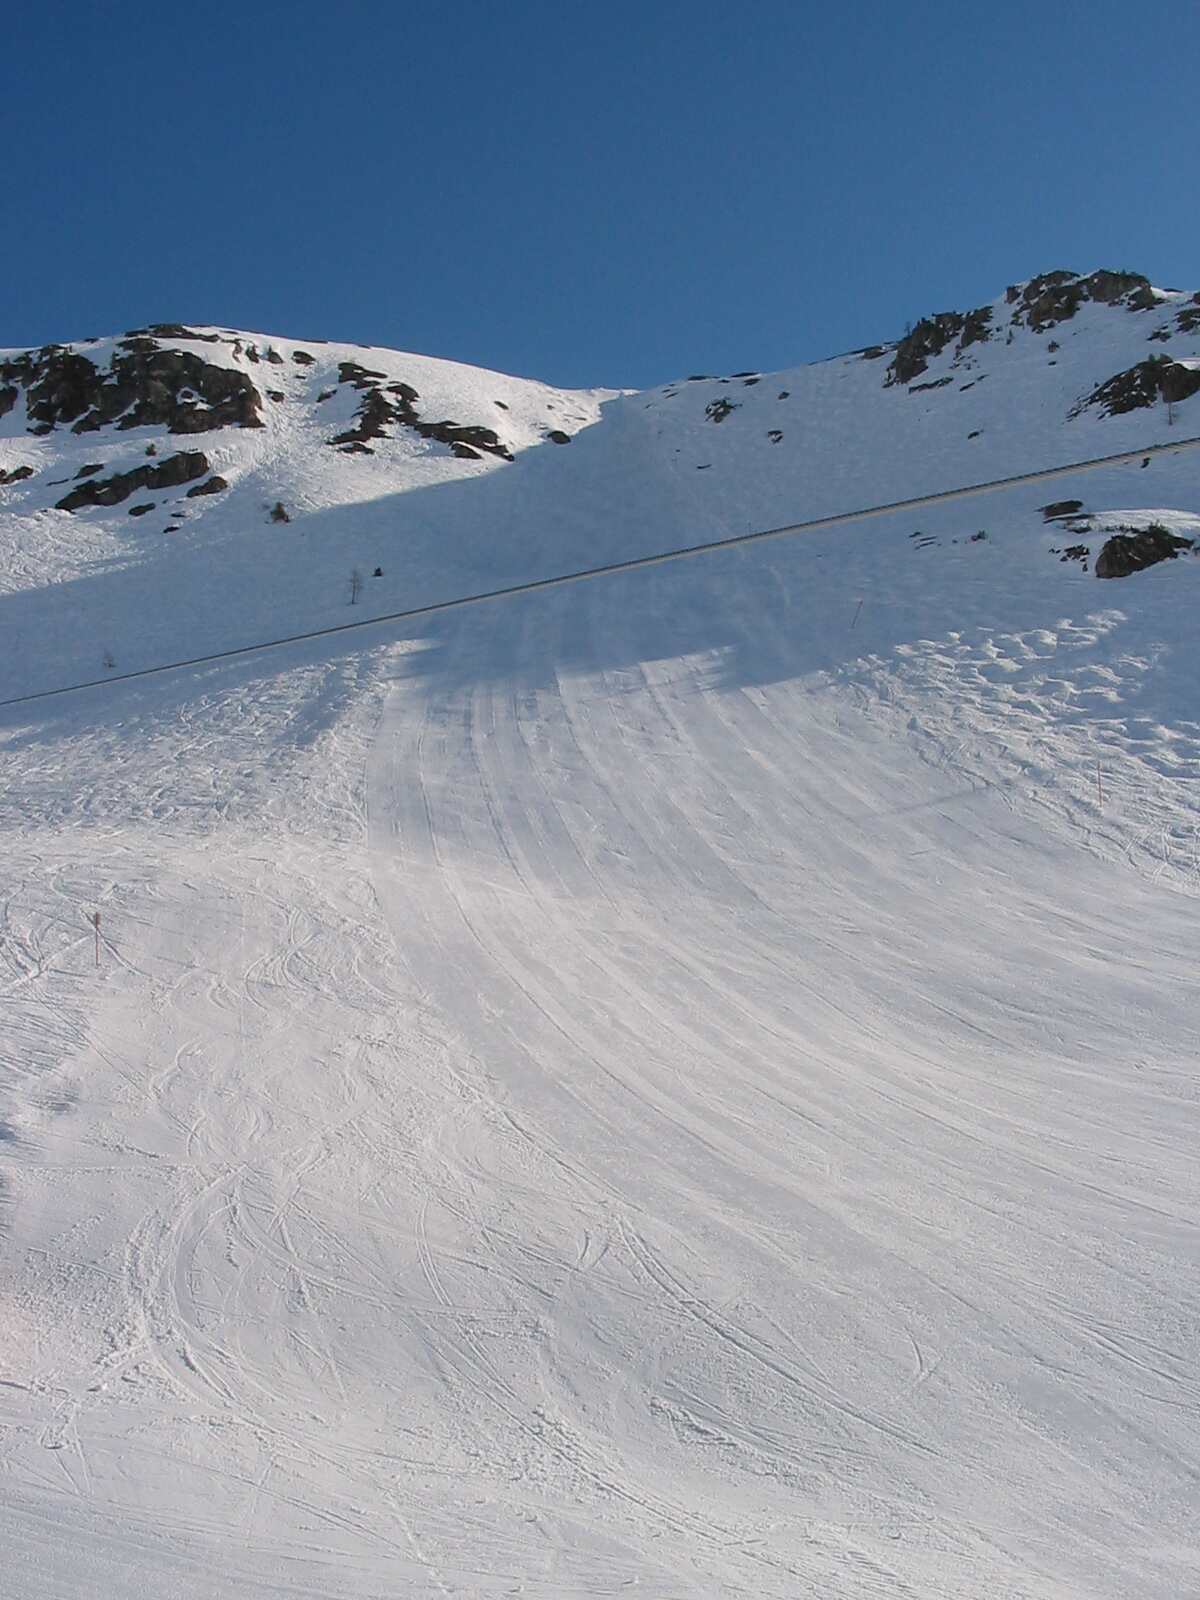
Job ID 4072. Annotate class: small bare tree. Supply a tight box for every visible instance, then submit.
[349,568,363,605]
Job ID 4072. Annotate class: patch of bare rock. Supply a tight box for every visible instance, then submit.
[328,362,513,461]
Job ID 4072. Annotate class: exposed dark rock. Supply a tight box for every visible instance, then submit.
[128,502,154,516]
[1177,297,1200,334]
[0,384,18,416]
[1007,268,1156,332]
[731,370,758,378]
[0,342,264,436]
[338,362,388,387]
[269,502,290,522]
[266,348,284,365]
[1042,499,1084,520]
[494,399,509,410]
[967,429,981,438]
[1096,523,1192,579]
[885,311,976,386]
[185,475,229,497]
[705,397,737,423]
[373,567,383,577]
[742,377,761,386]
[777,390,790,399]
[292,350,315,365]
[145,443,157,455]
[1071,356,1200,418]
[1148,328,1172,342]
[245,345,260,364]
[767,429,783,443]
[329,366,512,459]
[428,424,512,457]
[339,442,373,455]
[910,375,953,393]
[859,346,886,360]
[0,464,34,484]
[143,323,220,343]
[331,387,395,446]
[960,305,993,349]
[267,390,285,402]
[546,429,571,444]
[316,389,335,403]
[76,462,104,477]
[687,375,713,382]
[55,450,210,511]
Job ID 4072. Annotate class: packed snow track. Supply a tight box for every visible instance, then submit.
[5,489,1197,1598]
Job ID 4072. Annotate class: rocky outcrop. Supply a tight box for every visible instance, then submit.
[132,323,221,343]
[1006,269,1157,332]
[0,464,34,485]
[1095,524,1193,579]
[705,397,738,422]
[55,450,210,511]
[328,364,512,460]
[1071,357,1200,418]
[0,338,263,436]
[884,270,1163,390]
[885,307,993,387]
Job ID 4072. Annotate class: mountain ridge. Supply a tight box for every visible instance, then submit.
[4,267,1200,1600]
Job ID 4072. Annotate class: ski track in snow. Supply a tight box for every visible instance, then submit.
[2,323,1200,1590]
[3,540,1200,1594]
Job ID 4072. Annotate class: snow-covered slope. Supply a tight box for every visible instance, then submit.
[2,268,1198,701]
[2,272,1200,1598]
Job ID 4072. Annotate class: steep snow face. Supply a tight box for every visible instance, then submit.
[2,276,1200,1600]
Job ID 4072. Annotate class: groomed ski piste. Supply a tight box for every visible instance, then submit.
[2,275,1199,1597]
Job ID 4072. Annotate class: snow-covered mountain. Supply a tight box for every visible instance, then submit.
[2,267,1198,700]
[3,272,1199,1599]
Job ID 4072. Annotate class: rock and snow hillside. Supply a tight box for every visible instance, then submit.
[2,267,1199,699]
[2,271,1200,1598]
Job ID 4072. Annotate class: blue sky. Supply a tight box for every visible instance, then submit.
[10,0,1197,387]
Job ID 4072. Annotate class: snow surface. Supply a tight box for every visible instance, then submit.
[2,285,1200,1597]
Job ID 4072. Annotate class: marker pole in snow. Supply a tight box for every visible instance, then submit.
[851,597,864,630]
[92,911,101,968]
